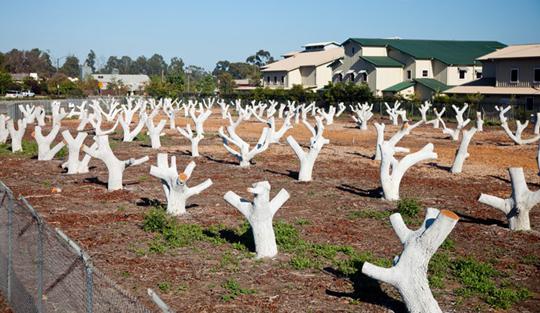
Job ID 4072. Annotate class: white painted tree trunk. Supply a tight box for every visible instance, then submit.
[287,117,329,182]
[7,119,27,152]
[33,125,65,160]
[177,124,204,157]
[317,105,336,125]
[535,112,540,135]
[119,114,146,142]
[0,115,10,144]
[190,108,212,135]
[496,105,540,145]
[374,122,418,160]
[51,101,68,127]
[83,135,149,191]
[224,181,289,258]
[19,105,36,124]
[35,106,46,126]
[426,107,446,129]
[362,208,459,313]
[478,167,539,230]
[450,127,477,173]
[62,130,91,174]
[150,153,213,215]
[380,142,437,201]
[351,103,373,130]
[476,111,484,132]
[419,102,432,122]
[146,118,166,149]
[218,125,270,168]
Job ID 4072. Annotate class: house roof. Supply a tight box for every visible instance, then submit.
[261,47,343,72]
[477,44,540,60]
[345,38,506,65]
[360,56,404,67]
[383,78,450,93]
[303,42,339,48]
[382,81,415,92]
[414,78,450,92]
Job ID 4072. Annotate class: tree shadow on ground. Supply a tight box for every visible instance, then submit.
[337,184,382,199]
[324,266,407,313]
[455,210,506,228]
[429,162,451,172]
[204,225,256,253]
[136,197,198,209]
[265,169,299,180]
[345,151,373,159]
[204,154,238,166]
[83,176,108,187]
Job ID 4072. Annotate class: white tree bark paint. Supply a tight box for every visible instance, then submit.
[35,106,46,126]
[189,107,212,135]
[476,111,484,132]
[426,107,446,129]
[478,167,539,231]
[380,141,437,201]
[362,208,459,313]
[336,102,346,117]
[145,117,167,149]
[19,105,36,124]
[33,125,65,160]
[351,103,373,130]
[224,181,289,258]
[218,100,230,119]
[51,101,68,127]
[287,117,329,181]
[219,125,271,167]
[89,114,119,136]
[150,153,213,216]
[7,119,27,152]
[0,114,10,144]
[373,122,422,160]
[418,102,432,122]
[385,101,407,125]
[442,119,470,141]
[119,114,147,142]
[317,105,337,125]
[535,112,540,135]
[61,130,93,174]
[252,111,293,144]
[450,127,477,174]
[177,124,204,157]
[496,105,540,145]
[83,135,149,191]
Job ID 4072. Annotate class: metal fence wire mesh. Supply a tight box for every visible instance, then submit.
[0,181,152,313]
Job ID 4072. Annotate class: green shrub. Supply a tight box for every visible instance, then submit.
[396,198,421,218]
[221,279,255,302]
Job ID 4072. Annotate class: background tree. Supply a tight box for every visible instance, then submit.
[217,72,236,94]
[146,54,167,76]
[59,56,80,77]
[3,48,55,76]
[22,77,41,94]
[134,56,148,74]
[196,74,216,94]
[85,50,96,72]
[246,50,274,67]
[102,56,120,74]
[0,71,13,94]
[118,56,134,74]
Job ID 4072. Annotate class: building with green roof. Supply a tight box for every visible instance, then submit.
[330,37,506,101]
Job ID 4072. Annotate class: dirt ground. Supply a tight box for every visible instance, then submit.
[0,110,539,313]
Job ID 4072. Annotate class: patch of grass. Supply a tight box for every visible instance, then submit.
[142,207,226,253]
[157,281,171,293]
[220,251,240,271]
[120,271,130,278]
[0,140,39,158]
[396,198,421,218]
[221,278,255,302]
[521,254,539,266]
[56,146,68,158]
[295,218,311,226]
[116,206,126,212]
[453,257,531,309]
[138,175,149,182]
[134,133,149,143]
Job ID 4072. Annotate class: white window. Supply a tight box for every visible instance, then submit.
[281,76,284,84]
[476,71,482,79]
[273,76,277,84]
[350,73,355,82]
[459,70,466,79]
[407,70,412,80]
[510,68,519,82]
[266,76,270,84]
[361,72,367,82]
[422,70,428,77]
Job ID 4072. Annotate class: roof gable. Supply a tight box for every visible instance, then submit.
[345,38,506,65]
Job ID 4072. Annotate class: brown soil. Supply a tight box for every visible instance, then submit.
[0,112,539,312]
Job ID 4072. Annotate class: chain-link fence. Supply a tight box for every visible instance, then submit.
[0,180,158,313]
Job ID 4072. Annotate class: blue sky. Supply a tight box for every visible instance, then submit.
[1,0,539,71]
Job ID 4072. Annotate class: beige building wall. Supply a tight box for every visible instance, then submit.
[375,67,404,96]
[446,65,478,86]
[415,60,433,78]
[315,62,334,89]
[262,71,287,89]
[493,58,540,85]
[397,86,415,97]
[287,69,301,88]
[415,84,435,101]
[361,46,387,56]
[432,60,448,84]
[300,66,316,87]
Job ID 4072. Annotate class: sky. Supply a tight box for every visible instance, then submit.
[1,0,539,71]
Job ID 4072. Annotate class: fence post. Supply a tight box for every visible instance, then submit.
[20,196,44,313]
[84,261,93,313]
[6,194,12,303]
